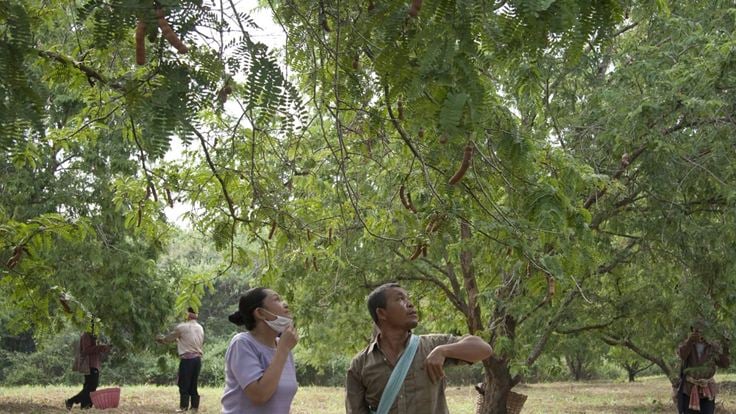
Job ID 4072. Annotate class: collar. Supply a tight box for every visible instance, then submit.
[367,330,413,353]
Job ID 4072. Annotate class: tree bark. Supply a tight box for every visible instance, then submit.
[477,357,514,414]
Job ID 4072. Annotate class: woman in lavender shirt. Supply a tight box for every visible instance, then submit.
[221,288,299,414]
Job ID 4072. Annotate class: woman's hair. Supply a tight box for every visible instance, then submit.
[228,287,268,330]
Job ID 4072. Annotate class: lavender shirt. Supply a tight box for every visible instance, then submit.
[221,332,298,414]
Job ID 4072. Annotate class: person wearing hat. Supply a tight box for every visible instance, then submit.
[220,287,298,414]
[157,307,205,412]
[675,319,730,414]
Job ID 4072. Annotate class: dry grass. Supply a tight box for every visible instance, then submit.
[3,375,736,413]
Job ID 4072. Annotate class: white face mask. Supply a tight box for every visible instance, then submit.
[261,309,293,333]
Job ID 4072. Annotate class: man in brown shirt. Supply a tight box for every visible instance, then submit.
[346,283,492,414]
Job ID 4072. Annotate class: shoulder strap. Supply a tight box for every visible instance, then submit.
[375,334,420,414]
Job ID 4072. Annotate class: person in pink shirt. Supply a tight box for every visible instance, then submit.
[65,329,111,410]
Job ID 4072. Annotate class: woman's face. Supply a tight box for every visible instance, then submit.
[260,289,291,320]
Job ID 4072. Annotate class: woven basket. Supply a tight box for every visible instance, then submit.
[474,389,527,414]
[90,387,121,409]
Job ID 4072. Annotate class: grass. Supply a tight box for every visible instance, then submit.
[3,375,736,413]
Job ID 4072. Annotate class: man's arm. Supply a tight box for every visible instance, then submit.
[435,335,492,363]
[157,325,181,344]
[677,336,694,360]
[424,335,492,383]
[345,359,370,414]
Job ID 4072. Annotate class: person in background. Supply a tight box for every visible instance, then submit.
[221,287,298,414]
[157,307,205,412]
[66,328,111,410]
[676,319,730,414]
[346,282,493,414]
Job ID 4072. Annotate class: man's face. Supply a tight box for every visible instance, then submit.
[378,287,418,330]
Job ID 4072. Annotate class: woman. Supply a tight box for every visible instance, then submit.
[66,329,111,410]
[221,287,299,414]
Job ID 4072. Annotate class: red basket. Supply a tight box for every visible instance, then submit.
[90,387,121,409]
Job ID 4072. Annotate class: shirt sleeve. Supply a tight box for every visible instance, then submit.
[345,356,370,414]
[161,324,183,343]
[228,337,267,390]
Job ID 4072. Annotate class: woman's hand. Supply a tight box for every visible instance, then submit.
[278,325,299,351]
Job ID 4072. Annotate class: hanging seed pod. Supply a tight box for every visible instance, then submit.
[156,7,188,53]
[409,243,423,260]
[268,221,277,240]
[135,19,146,65]
[408,0,423,17]
[399,185,417,213]
[448,145,473,185]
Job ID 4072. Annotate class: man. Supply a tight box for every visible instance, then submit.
[346,283,492,414]
[66,329,110,410]
[157,307,205,412]
[676,320,730,414]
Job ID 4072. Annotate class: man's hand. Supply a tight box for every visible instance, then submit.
[423,346,447,384]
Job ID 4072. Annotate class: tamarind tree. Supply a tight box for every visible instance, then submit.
[4,1,736,414]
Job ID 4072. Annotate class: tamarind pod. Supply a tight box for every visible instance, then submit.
[135,19,146,65]
[307,229,311,241]
[425,215,441,234]
[409,244,423,261]
[137,206,142,227]
[156,8,189,54]
[59,296,72,313]
[547,275,556,298]
[408,0,422,17]
[399,185,417,213]
[352,56,360,70]
[418,128,424,139]
[448,145,473,185]
[397,100,404,120]
[217,84,232,105]
[305,257,310,270]
[268,221,277,240]
[165,188,174,208]
[328,227,333,244]
[312,255,318,271]
[406,191,417,213]
[145,185,151,200]
[5,246,22,269]
[149,183,158,202]
[421,245,427,257]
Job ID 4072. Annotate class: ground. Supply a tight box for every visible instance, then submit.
[2,375,736,413]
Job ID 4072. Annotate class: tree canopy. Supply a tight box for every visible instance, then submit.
[3,0,736,412]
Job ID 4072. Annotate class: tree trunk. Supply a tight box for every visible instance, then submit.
[477,357,514,414]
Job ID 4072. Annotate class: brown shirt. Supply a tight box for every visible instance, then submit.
[80,333,109,370]
[346,333,465,414]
